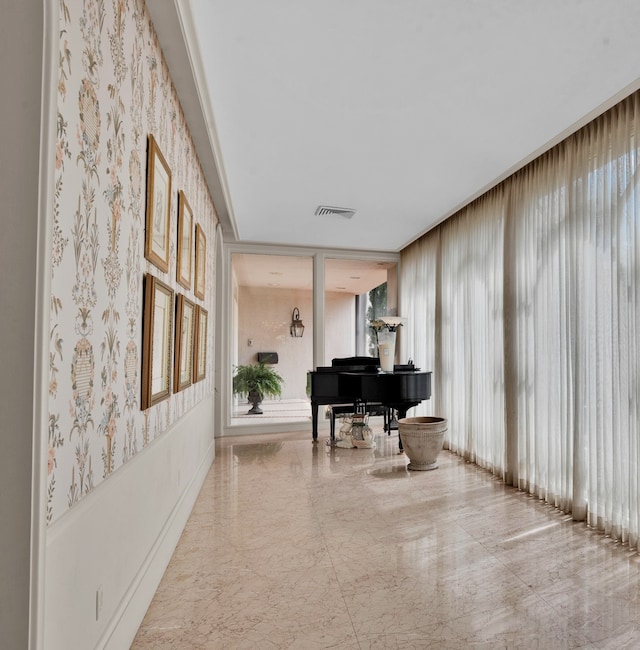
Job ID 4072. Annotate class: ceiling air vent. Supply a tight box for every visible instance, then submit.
[315,205,357,219]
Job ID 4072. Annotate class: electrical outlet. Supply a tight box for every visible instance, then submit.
[96,586,103,621]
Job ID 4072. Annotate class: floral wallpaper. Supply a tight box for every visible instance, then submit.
[49,0,217,524]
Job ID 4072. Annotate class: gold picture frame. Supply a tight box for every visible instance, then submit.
[193,306,208,383]
[174,294,195,393]
[141,274,174,409]
[144,135,172,272]
[194,223,206,300]
[176,190,193,289]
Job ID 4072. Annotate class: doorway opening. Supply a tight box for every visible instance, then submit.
[228,251,398,429]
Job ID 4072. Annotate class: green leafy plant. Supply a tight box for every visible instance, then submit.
[232,362,284,400]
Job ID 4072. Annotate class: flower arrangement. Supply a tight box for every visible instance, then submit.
[370,317,404,371]
[369,316,404,333]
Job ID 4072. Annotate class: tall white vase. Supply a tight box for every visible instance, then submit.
[377,330,396,372]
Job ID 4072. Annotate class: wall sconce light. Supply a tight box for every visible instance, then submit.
[290,307,305,337]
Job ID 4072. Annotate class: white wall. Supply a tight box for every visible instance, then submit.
[44,396,214,650]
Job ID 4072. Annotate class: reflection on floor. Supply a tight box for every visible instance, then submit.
[132,425,640,648]
[231,397,312,425]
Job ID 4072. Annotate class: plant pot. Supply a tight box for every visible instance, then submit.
[398,416,447,470]
[247,389,263,414]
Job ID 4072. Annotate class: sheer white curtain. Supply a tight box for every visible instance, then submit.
[404,190,506,474]
[506,151,575,511]
[400,91,640,549]
[567,100,640,545]
[438,191,506,474]
[399,232,438,417]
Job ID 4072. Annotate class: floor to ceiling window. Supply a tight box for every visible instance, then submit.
[400,89,640,550]
[323,258,397,365]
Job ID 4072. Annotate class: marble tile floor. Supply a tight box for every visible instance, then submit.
[132,427,640,649]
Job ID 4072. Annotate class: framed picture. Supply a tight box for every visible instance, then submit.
[194,223,206,300]
[144,135,172,272]
[141,274,174,409]
[176,190,193,289]
[193,306,208,383]
[174,294,195,393]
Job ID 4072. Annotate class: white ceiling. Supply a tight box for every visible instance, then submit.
[151,1,640,253]
[232,253,394,294]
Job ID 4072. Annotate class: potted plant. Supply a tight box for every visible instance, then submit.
[232,362,284,414]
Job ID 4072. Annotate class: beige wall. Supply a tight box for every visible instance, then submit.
[324,292,357,364]
[237,287,313,400]
[236,287,356,399]
[1,4,47,647]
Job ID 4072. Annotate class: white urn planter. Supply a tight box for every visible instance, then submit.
[398,416,448,470]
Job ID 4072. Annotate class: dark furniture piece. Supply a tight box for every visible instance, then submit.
[309,356,432,450]
[257,352,278,364]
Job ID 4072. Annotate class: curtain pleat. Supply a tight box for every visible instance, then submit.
[399,232,438,416]
[400,90,640,550]
[429,190,506,475]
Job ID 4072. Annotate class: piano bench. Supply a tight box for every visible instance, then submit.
[329,403,391,440]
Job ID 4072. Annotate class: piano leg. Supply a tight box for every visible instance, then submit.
[396,407,408,452]
[311,402,319,442]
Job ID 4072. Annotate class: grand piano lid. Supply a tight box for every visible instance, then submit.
[331,356,380,366]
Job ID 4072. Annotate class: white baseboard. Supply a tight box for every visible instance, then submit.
[100,438,214,649]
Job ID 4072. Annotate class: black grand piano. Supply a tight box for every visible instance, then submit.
[309,356,432,449]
